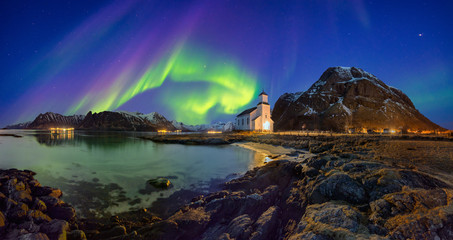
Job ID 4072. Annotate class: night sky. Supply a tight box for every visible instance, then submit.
[1,0,452,128]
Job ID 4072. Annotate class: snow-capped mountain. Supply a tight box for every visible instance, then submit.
[6,110,233,132]
[4,121,32,129]
[25,112,84,129]
[272,67,445,132]
[78,111,176,131]
[171,120,234,132]
[116,111,176,130]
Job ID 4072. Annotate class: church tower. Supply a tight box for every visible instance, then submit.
[257,90,272,131]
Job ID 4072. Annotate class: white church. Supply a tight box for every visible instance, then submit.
[235,91,274,131]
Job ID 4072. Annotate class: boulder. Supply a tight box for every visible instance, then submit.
[147,178,171,189]
[39,196,61,208]
[40,219,69,240]
[250,206,281,240]
[291,202,371,239]
[17,233,50,240]
[225,214,252,239]
[66,230,87,240]
[11,190,33,204]
[48,206,76,221]
[95,225,126,239]
[28,210,52,223]
[309,173,367,204]
[8,202,29,222]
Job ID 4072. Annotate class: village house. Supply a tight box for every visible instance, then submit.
[235,91,274,131]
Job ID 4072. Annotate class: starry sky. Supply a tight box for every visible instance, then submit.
[1,0,452,128]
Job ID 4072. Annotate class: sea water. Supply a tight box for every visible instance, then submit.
[0,130,261,217]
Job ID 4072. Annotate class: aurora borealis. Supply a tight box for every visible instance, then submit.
[1,0,453,128]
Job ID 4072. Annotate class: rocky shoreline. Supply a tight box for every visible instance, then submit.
[0,169,81,239]
[2,134,453,239]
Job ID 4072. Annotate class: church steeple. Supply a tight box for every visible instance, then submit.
[258,90,268,104]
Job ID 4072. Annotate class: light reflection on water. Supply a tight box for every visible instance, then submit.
[0,130,262,217]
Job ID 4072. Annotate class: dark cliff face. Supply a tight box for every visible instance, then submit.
[78,111,158,131]
[272,67,444,132]
[27,112,84,129]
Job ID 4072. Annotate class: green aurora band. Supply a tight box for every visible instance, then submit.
[68,42,259,124]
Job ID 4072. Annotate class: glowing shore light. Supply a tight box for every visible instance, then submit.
[207,131,222,134]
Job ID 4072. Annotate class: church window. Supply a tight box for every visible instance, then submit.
[242,119,244,125]
[247,118,249,125]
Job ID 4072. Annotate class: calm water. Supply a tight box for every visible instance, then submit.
[0,130,261,217]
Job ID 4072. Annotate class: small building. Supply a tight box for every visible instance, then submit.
[235,91,274,131]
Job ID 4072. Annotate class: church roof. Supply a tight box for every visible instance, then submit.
[236,107,257,117]
[259,90,268,96]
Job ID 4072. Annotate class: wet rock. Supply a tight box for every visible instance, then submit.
[47,206,76,222]
[147,178,171,189]
[11,190,33,204]
[28,210,52,223]
[142,220,179,239]
[8,178,26,192]
[40,219,69,240]
[28,179,41,188]
[33,187,62,198]
[17,232,50,240]
[32,199,47,212]
[67,230,87,240]
[95,225,126,239]
[8,202,29,222]
[309,172,367,204]
[18,220,40,233]
[39,196,60,207]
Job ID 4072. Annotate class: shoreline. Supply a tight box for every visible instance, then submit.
[232,141,316,163]
[1,133,453,239]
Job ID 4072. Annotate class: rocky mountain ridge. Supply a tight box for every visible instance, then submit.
[5,111,233,132]
[171,120,234,132]
[26,112,84,129]
[272,67,444,132]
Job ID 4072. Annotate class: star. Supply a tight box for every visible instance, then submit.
[418,33,423,37]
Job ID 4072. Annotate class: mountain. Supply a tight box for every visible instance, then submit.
[272,67,445,132]
[26,112,84,129]
[5,111,178,131]
[118,111,176,131]
[4,121,32,129]
[78,111,176,131]
[171,120,234,132]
